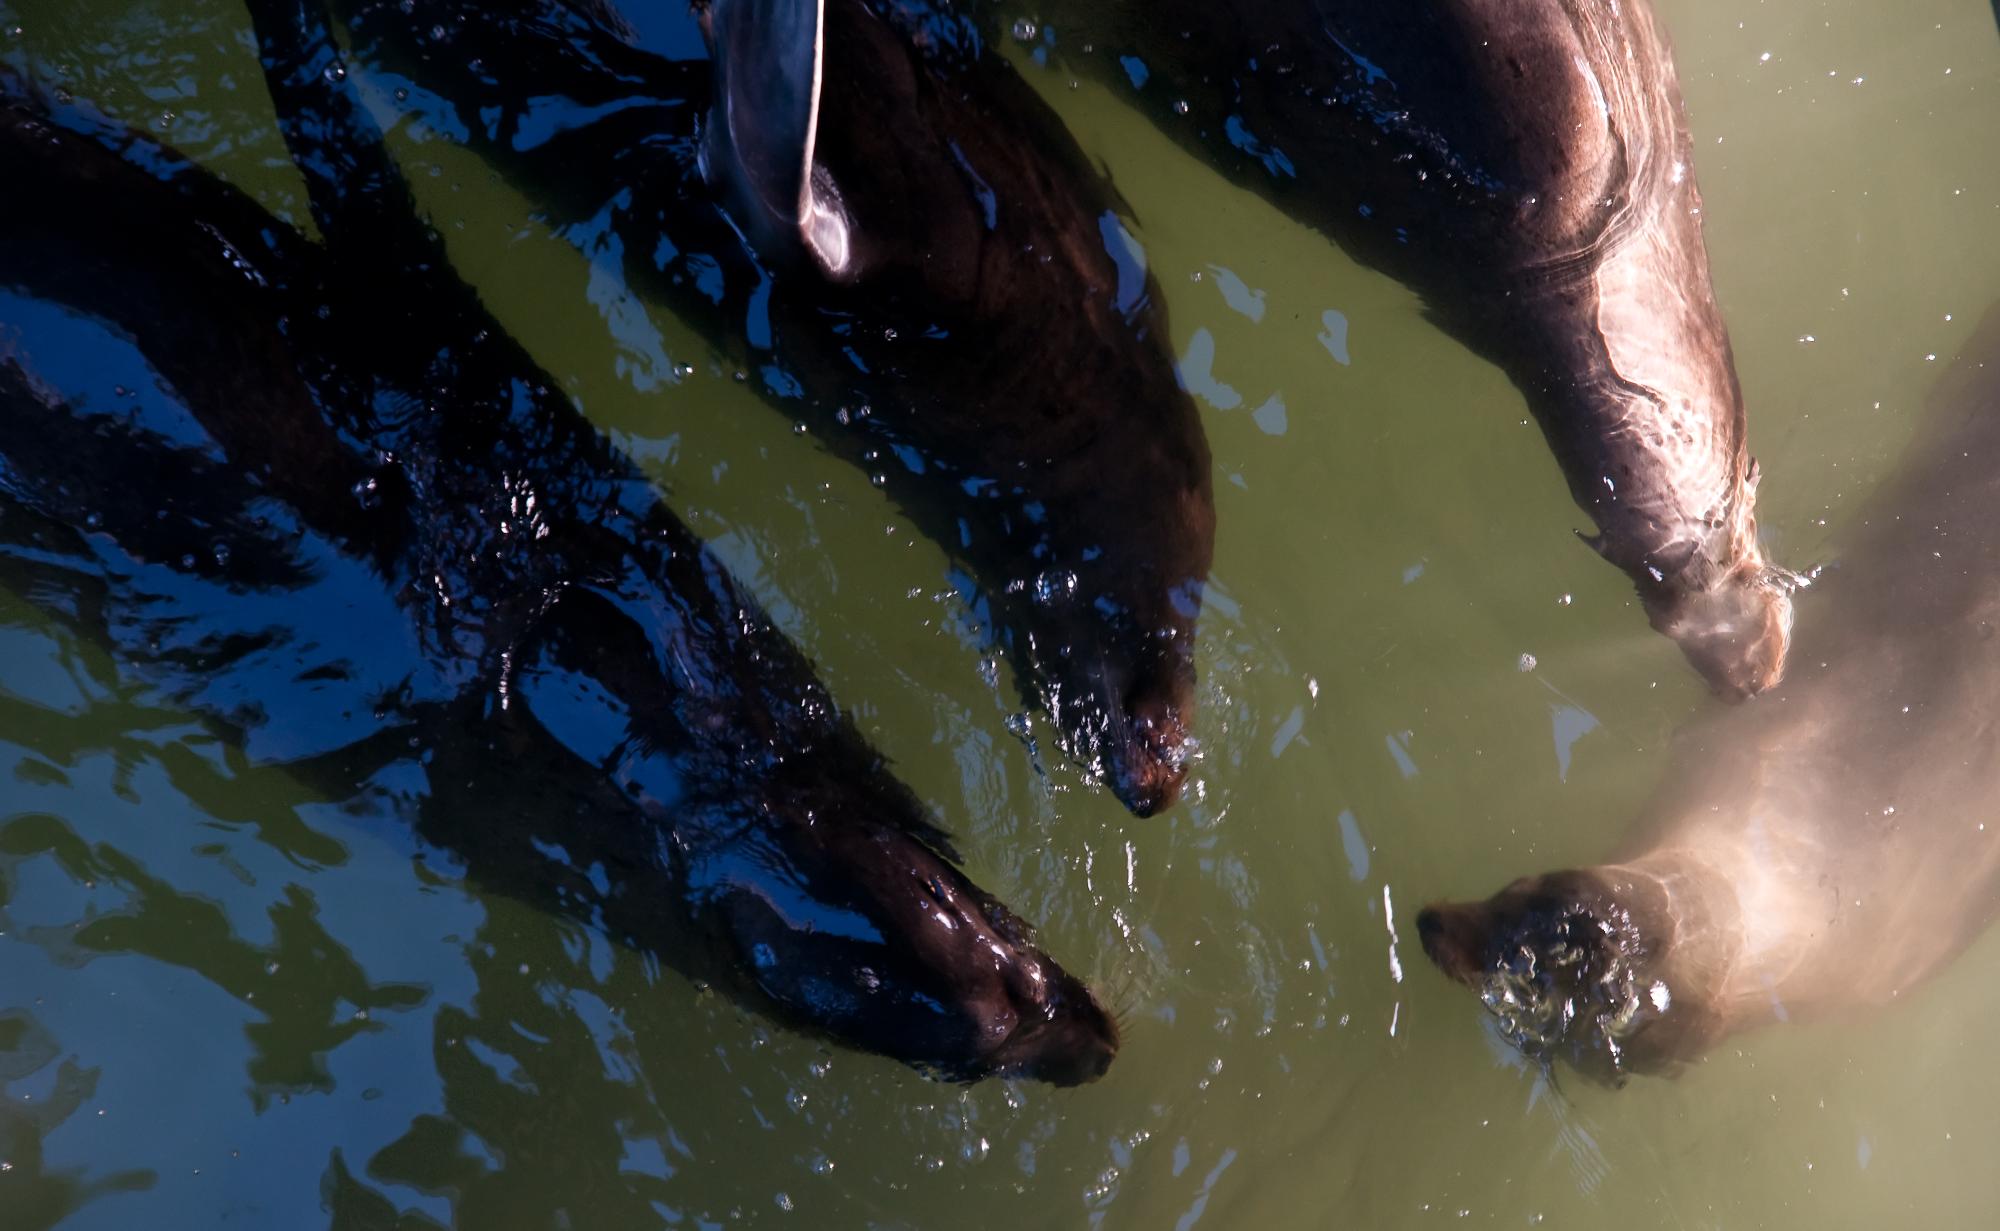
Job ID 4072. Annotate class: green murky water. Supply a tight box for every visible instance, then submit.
[2,0,1998,1226]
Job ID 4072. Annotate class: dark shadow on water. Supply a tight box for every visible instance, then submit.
[0,1008,156,1230]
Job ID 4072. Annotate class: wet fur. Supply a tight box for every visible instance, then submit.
[989,0,1789,697]
[321,0,1216,814]
[0,11,1116,1084]
[1421,304,2000,1080]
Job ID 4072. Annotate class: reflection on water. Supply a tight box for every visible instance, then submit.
[0,1009,156,1228]
[0,0,1997,1226]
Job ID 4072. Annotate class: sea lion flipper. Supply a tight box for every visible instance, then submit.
[701,0,851,275]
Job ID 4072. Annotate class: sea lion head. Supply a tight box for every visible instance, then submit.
[1417,868,1687,1081]
[1647,557,1798,701]
[698,792,1119,1085]
[1086,638,1197,819]
[1633,455,1806,700]
[1111,667,1195,819]
[1020,599,1202,819]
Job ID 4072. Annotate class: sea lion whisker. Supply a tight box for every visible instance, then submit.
[1757,560,1818,597]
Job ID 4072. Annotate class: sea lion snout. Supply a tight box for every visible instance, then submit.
[698,811,1119,1084]
[1652,564,1797,700]
[1415,903,1490,985]
[1036,640,1197,817]
[981,970,1121,1086]
[1111,685,1193,818]
[1419,871,1676,1079]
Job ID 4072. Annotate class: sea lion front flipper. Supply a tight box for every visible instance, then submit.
[700,0,852,276]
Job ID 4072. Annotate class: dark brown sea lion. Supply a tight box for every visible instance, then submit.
[988,0,1796,698]
[1418,304,2000,1081]
[320,0,1215,816]
[0,1,1115,1084]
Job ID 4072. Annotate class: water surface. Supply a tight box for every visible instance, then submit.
[2,0,1998,1226]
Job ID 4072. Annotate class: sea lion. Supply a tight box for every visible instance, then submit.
[986,0,1795,698]
[1418,303,2000,1082]
[320,0,1216,816]
[0,6,1115,1084]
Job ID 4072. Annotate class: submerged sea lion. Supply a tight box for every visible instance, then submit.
[0,4,1115,1084]
[321,0,1215,816]
[1418,305,2000,1081]
[990,0,1795,697]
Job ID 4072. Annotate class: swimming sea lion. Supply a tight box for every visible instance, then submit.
[1418,304,2000,1081]
[0,6,1116,1084]
[990,0,1795,698]
[322,0,1216,816]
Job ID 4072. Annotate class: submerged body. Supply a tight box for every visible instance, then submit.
[1004,0,1792,696]
[0,5,1115,1084]
[1420,305,2000,1080]
[323,0,1215,815]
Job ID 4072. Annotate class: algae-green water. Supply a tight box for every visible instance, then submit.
[2,0,1998,1226]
